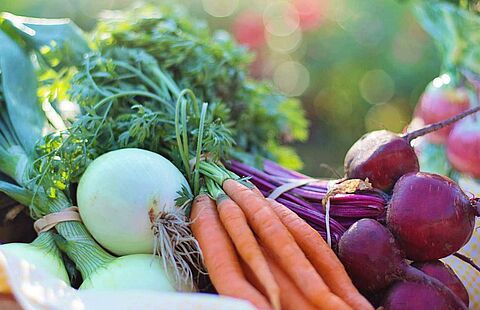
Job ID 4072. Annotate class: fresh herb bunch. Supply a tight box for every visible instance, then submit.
[31,4,309,196]
[94,5,308,168]
[32,46,234,197]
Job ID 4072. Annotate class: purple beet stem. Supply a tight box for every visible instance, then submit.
[227,159,388,244]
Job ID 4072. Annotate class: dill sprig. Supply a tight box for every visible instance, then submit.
[32,47,234,198]
[95,4,308,168]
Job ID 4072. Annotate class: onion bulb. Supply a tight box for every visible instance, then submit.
[77,148,201,290]
[0,233,69,287]
[80,254,175,291]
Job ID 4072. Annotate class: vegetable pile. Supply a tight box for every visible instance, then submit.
[406,3,480,307]
[0,2,478,310]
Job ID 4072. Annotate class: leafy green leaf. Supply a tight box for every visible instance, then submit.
[417,141,452,175]
[0,178,33,207]
[415,2,480,75]
[0,13,90,68]
[0,30,45,155]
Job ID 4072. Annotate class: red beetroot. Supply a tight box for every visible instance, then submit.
[383,281,460,310]
[412,260,469,307]
[344,130,419,192]
[446,115,480,178]
[344,106,480,192]
[338,219,404,292]
[415,76,470,144]
[337,219,467,309]
[387,172,476,261]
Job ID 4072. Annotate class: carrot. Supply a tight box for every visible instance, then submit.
[216,195,281,310]
[223,179,352,310]
[190,195,272,310]
[268,198,374,310]
[242,254,317,310]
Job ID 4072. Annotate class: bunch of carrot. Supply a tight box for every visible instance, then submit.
[190,179,373,310]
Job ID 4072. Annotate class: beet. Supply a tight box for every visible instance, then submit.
[446,115,480,178]
[387,172,476,261]
[338,219,467,309]
[344,105,480,192]
[383,281,460,310]
[338,218,404,292]
[344,130,419,192]
[415,77,470,144]
[412,260,469,307]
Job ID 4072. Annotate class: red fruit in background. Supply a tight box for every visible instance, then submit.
[446,115,480,178]
[232,11,265,49]
[415,75,470,144]
[291,0,326,30]
[412,260,469,307]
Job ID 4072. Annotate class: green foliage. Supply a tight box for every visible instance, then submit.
[32,47,235,197]
[415,1,480,75]
[417,141,452,175]
[0,30,46,156]
[28,4,311,197]
[94,5,250,106]
[0,13,90,69]
[93,5,309,167]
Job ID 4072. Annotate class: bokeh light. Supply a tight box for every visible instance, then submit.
[359,69,395,105]
[266,27,302,53]
[291,0,326,30]
[232,11,265,49]
[263,1,299,36]
[273,60,310,96]
[365,101,410,133]
[202,0,238,17]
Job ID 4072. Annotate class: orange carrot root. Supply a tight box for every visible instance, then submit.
[217,195,281,310]
[223,180,352,310]
[268,198,374,310]
[242,252,318,310]
[190,195,272,310]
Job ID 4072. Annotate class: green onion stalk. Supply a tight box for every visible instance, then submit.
[0,98,120,287]
[0,31,71,283]
[0,107,69,283]
[0,29,119,287]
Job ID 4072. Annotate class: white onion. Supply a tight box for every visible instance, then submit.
[77,148,189,255]
[77,148,200,290]
[0,243,70,285]
[80,254,175,291]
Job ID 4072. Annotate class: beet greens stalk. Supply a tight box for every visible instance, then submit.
[226,159,388,243]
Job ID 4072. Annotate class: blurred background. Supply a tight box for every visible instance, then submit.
[0,0,441,176]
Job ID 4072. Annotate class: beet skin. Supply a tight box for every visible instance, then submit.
[383,281,459,310]
[413,260,469,307]
[338,219,468,310]
[344,130,419,192]
[387,172,476,261]
[338,218,406,292]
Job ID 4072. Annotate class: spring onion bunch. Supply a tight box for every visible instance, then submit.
[0,29,71,283]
